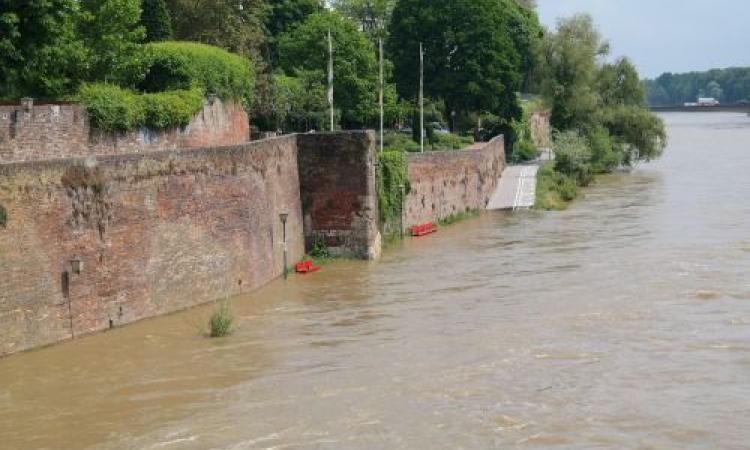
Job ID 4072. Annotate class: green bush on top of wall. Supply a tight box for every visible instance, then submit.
[79,83,203,132]
[79,42,254,132]
[140,42,255,110]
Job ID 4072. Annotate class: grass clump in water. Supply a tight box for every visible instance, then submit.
[535,162,578,211]
[438,208,480,226]
[209,301,234,338]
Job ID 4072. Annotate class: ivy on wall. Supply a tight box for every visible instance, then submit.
[377,150,411,228]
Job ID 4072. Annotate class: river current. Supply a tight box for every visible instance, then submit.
[2,112,750,449]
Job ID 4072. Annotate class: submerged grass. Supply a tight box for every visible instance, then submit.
[535,163,578,211]
[438,209,481,226]
[209,301,234,338]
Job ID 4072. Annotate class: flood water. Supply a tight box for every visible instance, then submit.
[2,112,750,449]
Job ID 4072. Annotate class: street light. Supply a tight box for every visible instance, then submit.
[280,210,289,280]
[399,184,406,237]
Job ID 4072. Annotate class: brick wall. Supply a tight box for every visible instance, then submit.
[0,98,249,164]
[404,135,505,228]
[0,136,304,355]
[297,132,381,260]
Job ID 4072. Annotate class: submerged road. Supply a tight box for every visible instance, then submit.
[487,164,539,210]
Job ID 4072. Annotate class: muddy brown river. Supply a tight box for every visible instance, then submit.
[2,112,750,449]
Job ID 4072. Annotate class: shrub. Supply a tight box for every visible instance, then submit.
[80,83,203,131]
[383,132,421,153]
[432,132,474,151]
[142,88,204,129]
[587,125,625,173]
[553,130,594,186]
[209,301,234,338]
[79,84,146,132]
[140,42,255,109]
[378,150,411,226]
[512,139,538,163]
[601,105,666,164]
[309,239,331,259]
[535,163,578,210]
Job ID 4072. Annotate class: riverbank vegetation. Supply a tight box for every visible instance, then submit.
[534,15,666,210]
[1,1,663,212]
[646,67,750,106]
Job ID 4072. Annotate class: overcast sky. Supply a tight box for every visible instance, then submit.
[536,0,750,79]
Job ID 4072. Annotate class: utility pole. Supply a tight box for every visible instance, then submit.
[419,42,424,153]
[328,30,334,132]
[379,38,384,153]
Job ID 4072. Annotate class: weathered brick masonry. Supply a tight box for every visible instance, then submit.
[0,126,507,355]
[0,98,249,164]
[0,137,305,355]
[405,135,505,228]
[297,132,381,260]
[0,132,382,356]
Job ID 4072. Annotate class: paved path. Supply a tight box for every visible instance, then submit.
[487,164,539,210]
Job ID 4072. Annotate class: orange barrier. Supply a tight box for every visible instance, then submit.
[411,222,438,237]
[295,260,321,274]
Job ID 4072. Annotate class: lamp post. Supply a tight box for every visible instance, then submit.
[280,210,289,280]
[399,184,406,237]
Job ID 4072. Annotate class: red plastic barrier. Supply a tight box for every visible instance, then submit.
[410,222,438,237]
[295,260,321,274]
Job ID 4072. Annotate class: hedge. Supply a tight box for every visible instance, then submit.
[140,42,255,110]
[79,83,203,132]
[79,41,254,132]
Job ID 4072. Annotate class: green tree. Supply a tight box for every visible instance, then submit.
[266,0,322,38]
[706,80,723,100]
[264,0,323,70]
[166,0,268,64]
[597,57,646,107]
[141,0,173,42]
[278,11,377,128]
[388,0,533,128]
[646,67,750,106]
[79,0,145,84]
[0,0,88,98]
[536,14,609,131]
[330,0,397,38]
[602,105,666,164]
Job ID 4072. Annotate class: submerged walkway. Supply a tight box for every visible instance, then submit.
[487,164,539,210]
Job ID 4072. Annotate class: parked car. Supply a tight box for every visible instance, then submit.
[429,122,450,134]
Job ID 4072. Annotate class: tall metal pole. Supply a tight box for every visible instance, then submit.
[419,42,424,153]
[283,223,288,280]
[280,211,289,280]
[328,30,335,132]
[379,38,384,153]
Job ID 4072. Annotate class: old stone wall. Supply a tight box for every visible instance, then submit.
[0,136,304,355]
[297,132,381,260]
[530,111,552,149]
[404,135,505,228]
[0,98,249,164]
